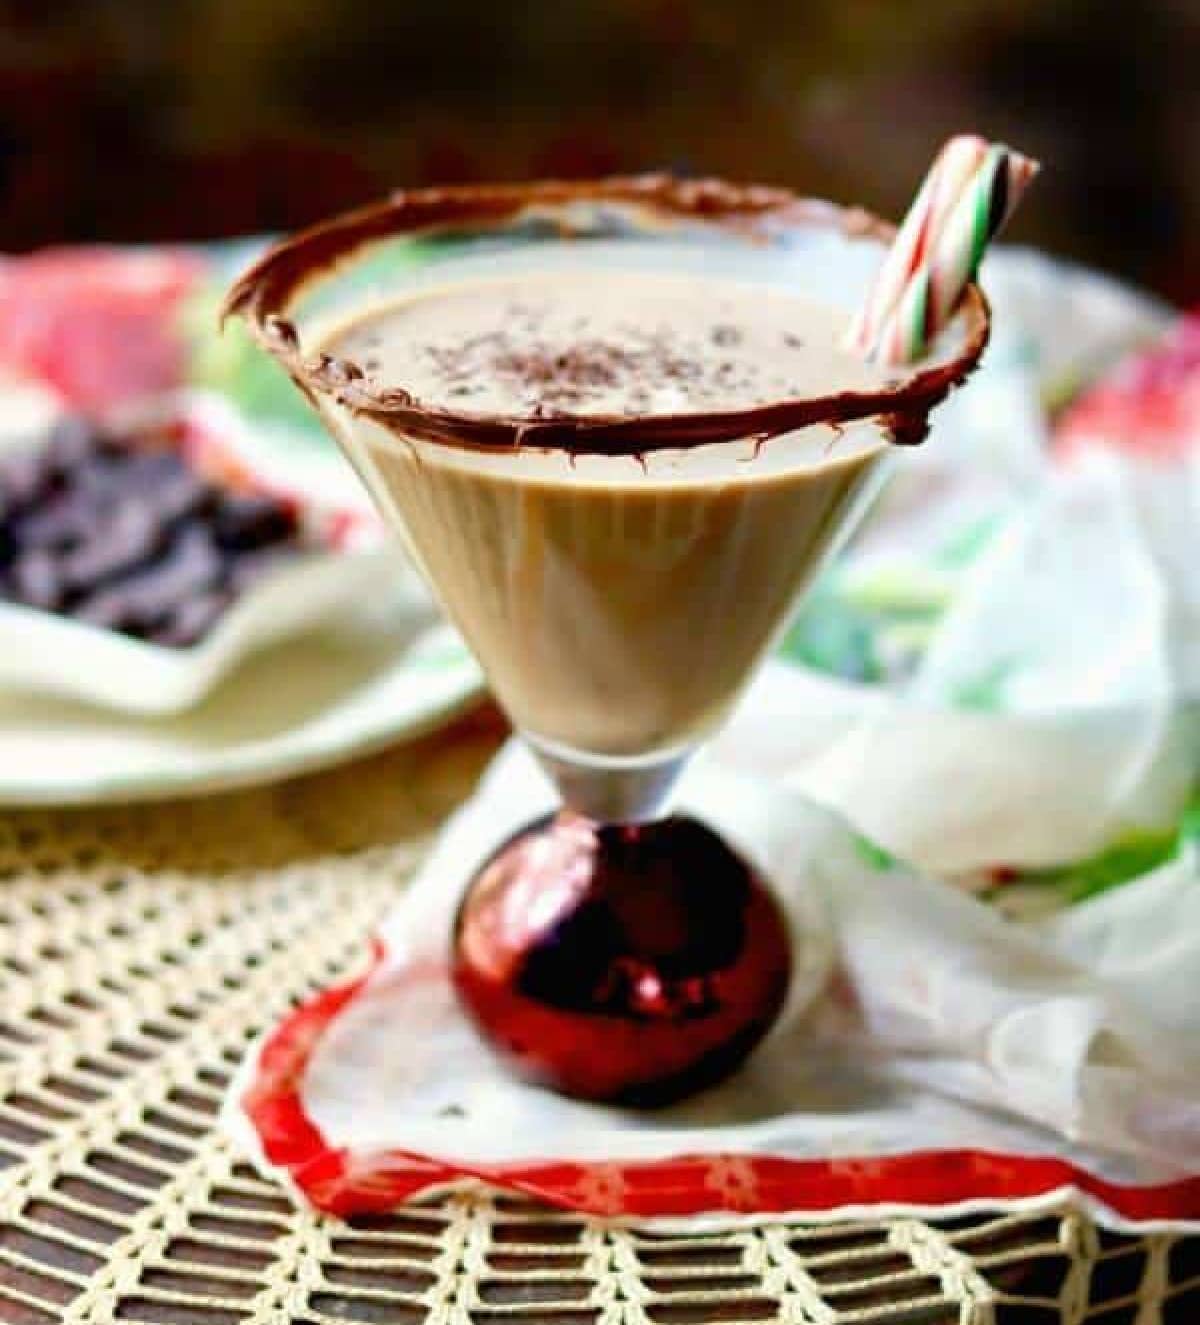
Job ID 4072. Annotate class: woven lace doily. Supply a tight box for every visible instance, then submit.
[0,709,1195,1325]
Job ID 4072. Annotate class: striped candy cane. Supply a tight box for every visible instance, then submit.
[844,134,990,355]
[850,137,1040,364]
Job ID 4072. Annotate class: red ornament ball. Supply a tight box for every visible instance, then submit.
[452,812,793,1106]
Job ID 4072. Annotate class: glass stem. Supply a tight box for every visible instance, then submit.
[525,736,694,824]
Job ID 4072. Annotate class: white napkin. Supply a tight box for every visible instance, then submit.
[228,690,1199,1228]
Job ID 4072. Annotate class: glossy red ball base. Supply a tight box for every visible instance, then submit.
[452,812,793,1106]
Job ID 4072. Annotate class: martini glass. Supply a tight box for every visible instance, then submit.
[226,178,989,1106]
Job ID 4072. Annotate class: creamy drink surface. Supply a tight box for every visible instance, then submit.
[319,270,890,757]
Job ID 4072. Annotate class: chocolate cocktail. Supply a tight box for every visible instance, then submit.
[225,176,991,1104]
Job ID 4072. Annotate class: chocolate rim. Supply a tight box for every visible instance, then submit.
[222,174,991,456]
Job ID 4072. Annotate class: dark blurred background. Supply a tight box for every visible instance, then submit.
[0,0,1196,301]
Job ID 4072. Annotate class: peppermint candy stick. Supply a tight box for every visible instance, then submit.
[845,133,989,355]
[852,137,1040,365]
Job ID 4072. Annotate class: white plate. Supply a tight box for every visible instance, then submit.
[0,611,483,805]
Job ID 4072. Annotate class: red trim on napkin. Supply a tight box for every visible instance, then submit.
[242,949,1200,1221]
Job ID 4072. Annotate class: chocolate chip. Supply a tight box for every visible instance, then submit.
[156,526,224,598]
[153,471,218,527]
[72,589,143,634]
[45,416,100,475]
[59,501,164,594]
[121,449,188,495]
[74,526,223,634]
[9,550,63,610]
[153,591,234,648]
[212,494,296,551]
[227,543,302,594]
[0,450,51,513]
[13,491,96,553]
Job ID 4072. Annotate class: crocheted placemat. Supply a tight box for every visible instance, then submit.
[0,708,1195,1324]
